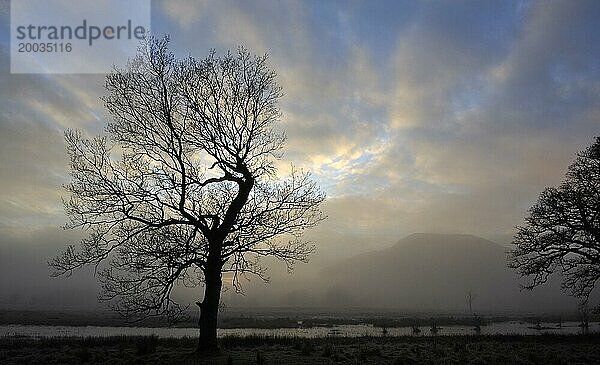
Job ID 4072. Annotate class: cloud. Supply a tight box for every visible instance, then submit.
[160,0,208,30]
[292,0,600,242]
[2,0,599,240]
[0,44,106,227]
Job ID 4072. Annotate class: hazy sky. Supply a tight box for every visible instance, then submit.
[0,1,599,306]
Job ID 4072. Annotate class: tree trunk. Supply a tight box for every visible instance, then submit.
[197,260,222,353]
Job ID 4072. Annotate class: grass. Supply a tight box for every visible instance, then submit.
[1,333,600,364]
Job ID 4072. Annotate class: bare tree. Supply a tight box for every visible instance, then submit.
[466,289,476,313]
[578,300,590,333]
[50,36,325,352]
[509,136,600,306]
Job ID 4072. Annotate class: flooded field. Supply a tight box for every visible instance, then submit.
[1,321,596,338]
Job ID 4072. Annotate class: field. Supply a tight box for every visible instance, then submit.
[1,308,590,329]
[2,334,600,364]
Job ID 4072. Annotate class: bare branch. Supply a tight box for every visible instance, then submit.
[509,136,600,301]
[51,36,325,325]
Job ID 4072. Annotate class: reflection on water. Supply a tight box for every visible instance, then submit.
[0,322,596,338]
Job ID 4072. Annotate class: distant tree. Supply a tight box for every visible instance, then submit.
[50,37,325,352]
[466,289,477,313]
[578,301,590,333]
[509,136,600,306]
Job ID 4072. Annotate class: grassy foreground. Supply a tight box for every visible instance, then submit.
[1,334,600,364]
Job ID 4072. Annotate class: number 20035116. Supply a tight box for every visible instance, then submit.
[18,42,72,52]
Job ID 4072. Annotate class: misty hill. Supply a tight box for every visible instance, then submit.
[2,230,589,313]
[319,233,582,312]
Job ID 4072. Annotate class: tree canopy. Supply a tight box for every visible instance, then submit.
[51,37,326,332]
[509,136,600,303]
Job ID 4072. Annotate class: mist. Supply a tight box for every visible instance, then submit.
[0,226,590,314]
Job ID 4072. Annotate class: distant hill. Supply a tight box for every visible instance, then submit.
[319,233,582,312]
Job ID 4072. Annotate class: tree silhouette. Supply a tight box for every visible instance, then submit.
[50,37,325,352]
[509,136,600,305]
[466,289,476,313]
